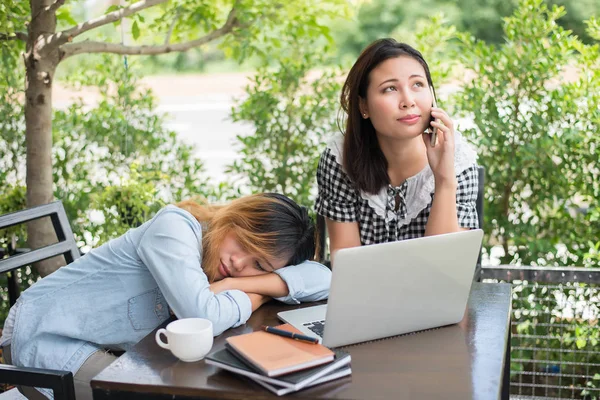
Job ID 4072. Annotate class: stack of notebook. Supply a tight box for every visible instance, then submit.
[205,324,351,396]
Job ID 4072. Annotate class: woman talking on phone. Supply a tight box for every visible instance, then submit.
[316,38,479,261]
[1,193,330,400]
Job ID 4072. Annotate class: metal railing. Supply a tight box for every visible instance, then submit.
[480,265,600,400]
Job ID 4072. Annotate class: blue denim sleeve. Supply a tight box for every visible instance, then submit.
[137,207,252,335]
[272,261,332,304]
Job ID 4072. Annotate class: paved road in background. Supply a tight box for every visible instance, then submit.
[148,74,251,185]
[53,73,462,186]
[55,73,252,184]
[156,93,250,184]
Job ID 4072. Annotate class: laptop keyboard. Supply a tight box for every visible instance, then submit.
[303,320,326,337]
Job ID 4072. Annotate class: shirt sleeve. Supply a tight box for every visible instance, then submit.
[315,148,359,222]
[456,165,480,229]
[137,207,252,336]
[272,261,332,305]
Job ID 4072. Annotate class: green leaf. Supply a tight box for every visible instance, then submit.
[131,20,140,40]
[56,8,77,26]
[452,0,600,267]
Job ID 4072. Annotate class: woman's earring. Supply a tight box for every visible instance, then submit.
[363,113,367,118]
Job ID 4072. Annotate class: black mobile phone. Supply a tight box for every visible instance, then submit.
[429,86,438,147]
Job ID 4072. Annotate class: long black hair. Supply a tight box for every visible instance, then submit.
[259,193,315,266]
[340,38,436,194]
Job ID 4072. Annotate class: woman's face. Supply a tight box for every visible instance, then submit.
[360,55,433,142]
[215,231,288,280]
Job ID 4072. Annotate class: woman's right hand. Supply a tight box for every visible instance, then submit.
[423,107,457,187]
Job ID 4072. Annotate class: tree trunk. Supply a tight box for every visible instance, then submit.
[25,0,65,277]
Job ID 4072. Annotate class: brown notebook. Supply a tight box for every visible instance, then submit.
[225,324,335,377]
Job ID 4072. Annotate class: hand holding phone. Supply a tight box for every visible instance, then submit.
[429,87,439,147]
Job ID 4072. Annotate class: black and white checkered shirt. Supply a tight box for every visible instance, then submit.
[315,137,479,245]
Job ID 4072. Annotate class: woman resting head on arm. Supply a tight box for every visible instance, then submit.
[316,38,479,262]
[0,193,330,400]
[179,193,321,304]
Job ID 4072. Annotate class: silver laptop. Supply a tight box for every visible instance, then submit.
[278,229,483,348]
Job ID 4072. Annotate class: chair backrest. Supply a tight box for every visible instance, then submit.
[0,201,80,276]
[315,214,329,268]
[476,166,484,232]
[0,201,80,306]
[0,201,78,400]
[0,364,75,400]
[475,166,485,274]
[315,166,485,267]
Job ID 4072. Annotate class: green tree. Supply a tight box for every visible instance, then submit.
[0,51,211,322]
[226,48,342,208]
[546,0,600,44]
[0,0,350,276]
[227,12,462,210]
[51,55,211,247]
[454,0,600,267]
[392,13,461,86]
[331,0,408,60]
[82,166,166,247]
[330,0,598,64]
[331,0,460,62]
[449,0,517,44]
[450,0,600,44]
[0,49,211,257]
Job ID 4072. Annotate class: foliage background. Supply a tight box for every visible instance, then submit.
[453,0,600,268]
[1,0,599,395]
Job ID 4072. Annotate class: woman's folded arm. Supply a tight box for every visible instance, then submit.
[210,261,332,305]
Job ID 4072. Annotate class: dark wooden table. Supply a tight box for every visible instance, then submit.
[92,282,512,400]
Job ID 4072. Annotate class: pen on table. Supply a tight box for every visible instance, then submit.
[261,325,319,344]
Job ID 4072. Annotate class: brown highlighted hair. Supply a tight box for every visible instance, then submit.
[176,193,315,282]
[340,38,436,194]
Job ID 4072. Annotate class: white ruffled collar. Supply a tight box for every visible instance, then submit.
[328,132,478,225]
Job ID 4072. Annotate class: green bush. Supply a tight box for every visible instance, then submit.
[226,48,342,208]
[454,0,600,267]
[0,55,211,321]
[82,166,166,247]
[511,281,600,398]
[51,55,211,248]
[455,2,600,396]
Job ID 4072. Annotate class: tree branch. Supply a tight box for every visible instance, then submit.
[42,0,168,52]
[0,32,28,42]
[46,0,67,15]
[60,5,239,60]
[164,9,181,45]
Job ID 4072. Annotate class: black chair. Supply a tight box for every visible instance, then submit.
[0,201,77,400]
[316,166,486,271]
[474,166,485,278]
[315,213,330,268]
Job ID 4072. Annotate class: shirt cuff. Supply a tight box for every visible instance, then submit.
[272,261,332,304]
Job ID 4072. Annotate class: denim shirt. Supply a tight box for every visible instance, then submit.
[1,205,331,399]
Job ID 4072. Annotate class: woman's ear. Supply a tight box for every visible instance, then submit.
[359,96,368,119]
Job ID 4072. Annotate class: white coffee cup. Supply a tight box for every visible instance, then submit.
[155,318,213,362]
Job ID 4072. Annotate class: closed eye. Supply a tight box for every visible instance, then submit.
[255,260,266,272]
